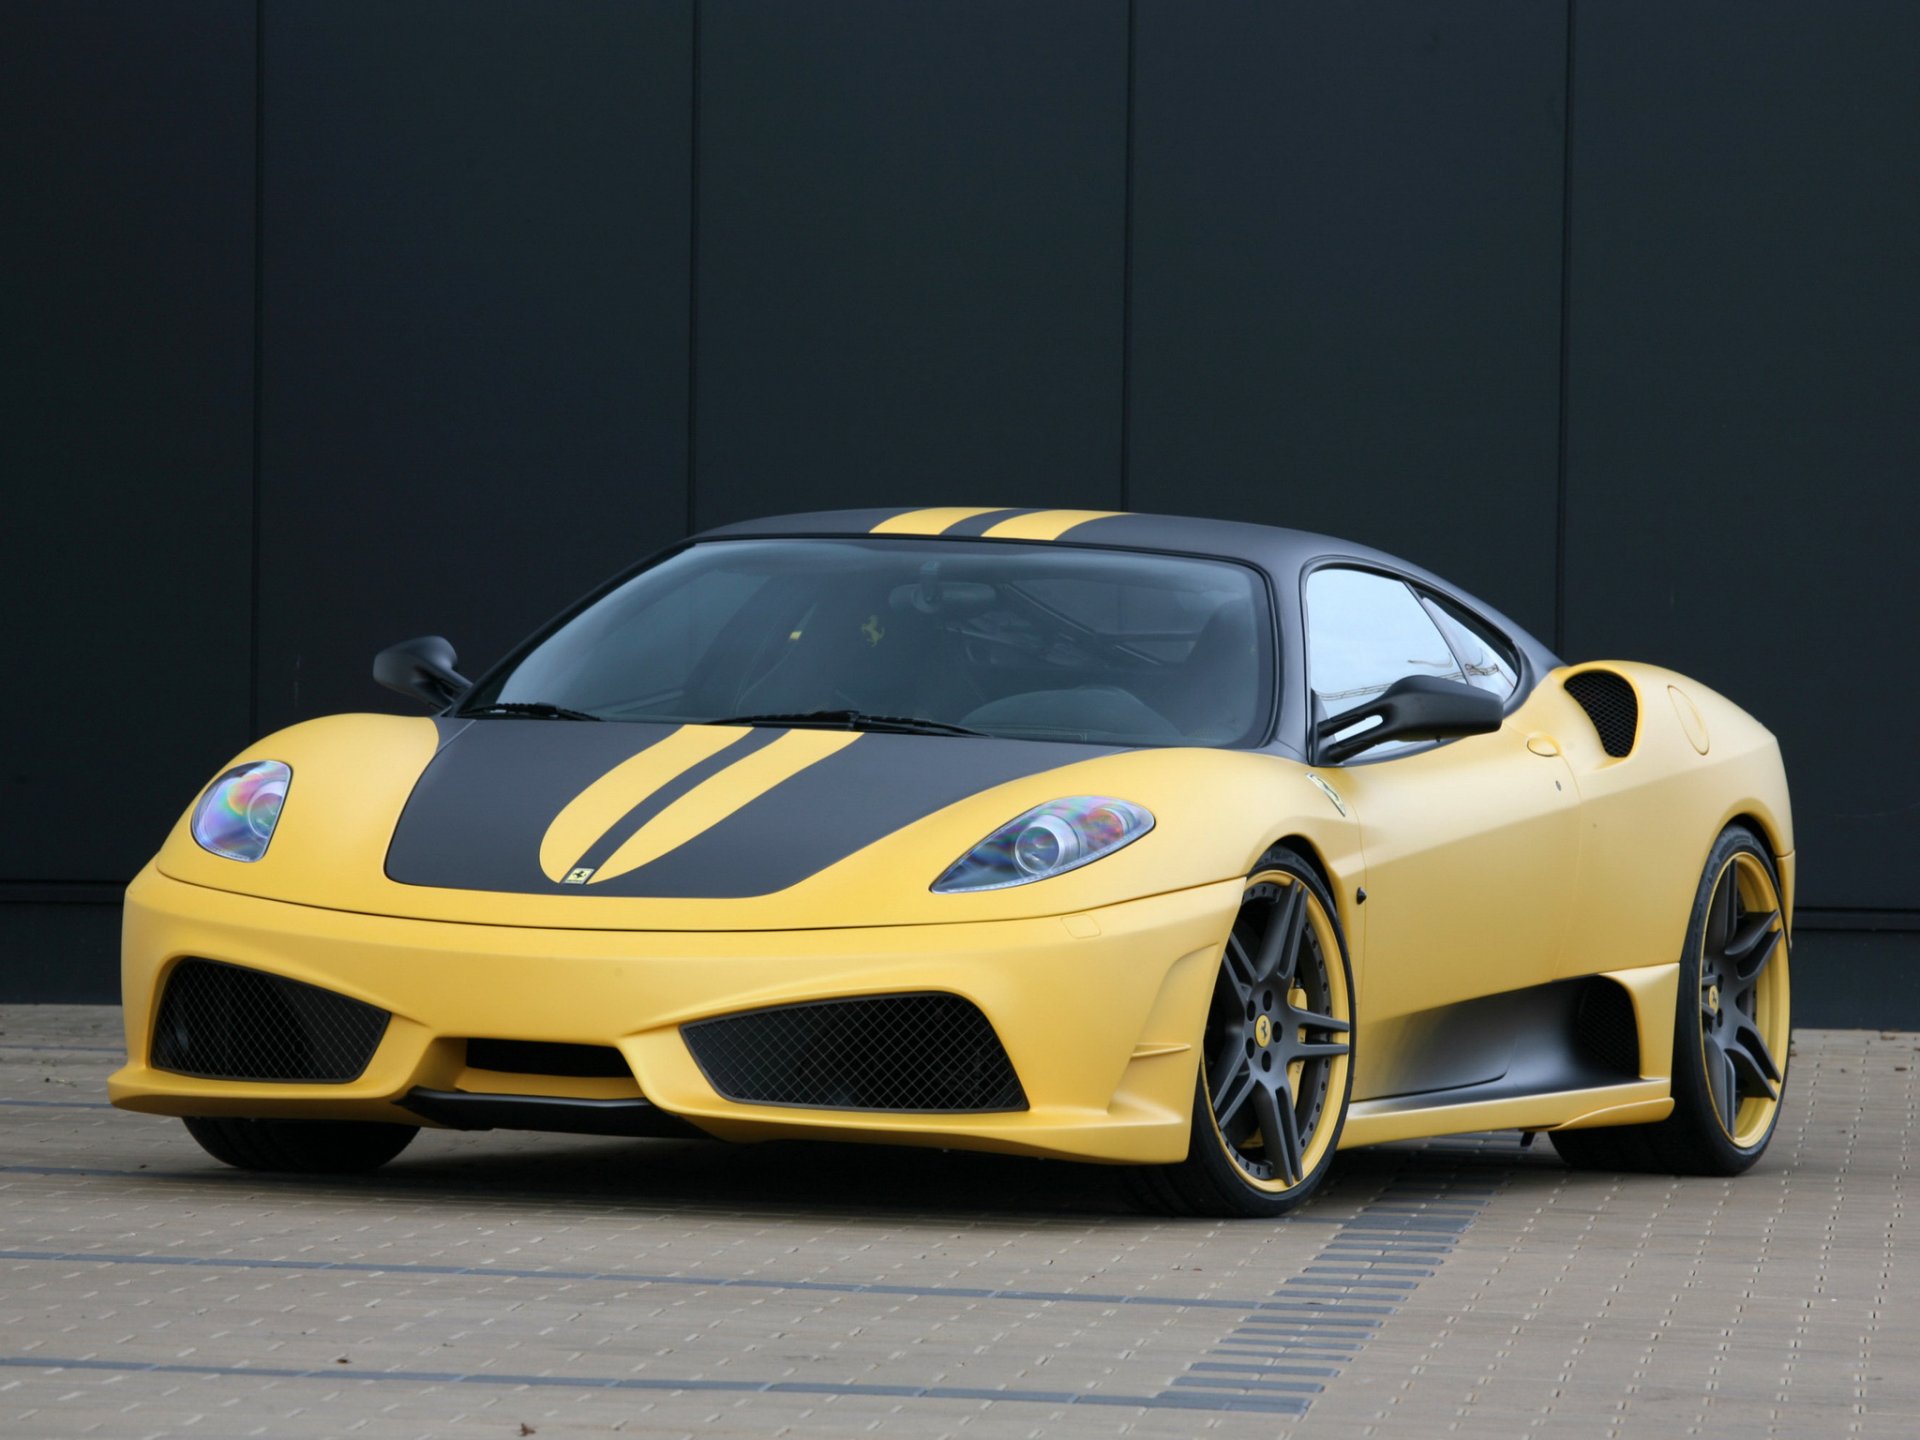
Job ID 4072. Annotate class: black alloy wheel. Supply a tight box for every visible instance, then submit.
[1552,823,1790,1175]
[1129,848,1355,1217]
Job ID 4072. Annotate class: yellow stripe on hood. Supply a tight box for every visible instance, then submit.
[591,728,862,883]
[538,725,751,883]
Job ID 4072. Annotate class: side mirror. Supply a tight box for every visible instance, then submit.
[1315,675,1502,765]
[373,635,472,710]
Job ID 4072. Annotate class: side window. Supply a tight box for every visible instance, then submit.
[1419,595,1519,699]
[1305,568,1460,721]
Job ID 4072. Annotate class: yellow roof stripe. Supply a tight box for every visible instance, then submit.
[980,509,1125,541]
[869,506,1007,535]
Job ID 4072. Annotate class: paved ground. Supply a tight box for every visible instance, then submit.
[0,1008,1912,1439]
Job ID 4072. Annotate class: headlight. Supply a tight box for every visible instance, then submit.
[932,797,1154,893]
[190,761,292,862]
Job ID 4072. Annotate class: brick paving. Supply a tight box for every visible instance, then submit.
[0,1006,1911,1438]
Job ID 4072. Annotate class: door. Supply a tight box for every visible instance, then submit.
[1303,567,1581,1101]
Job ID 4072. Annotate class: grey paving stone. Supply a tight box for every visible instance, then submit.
[0,1011,1913,1438]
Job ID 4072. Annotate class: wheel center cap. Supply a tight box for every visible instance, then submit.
[1254,1014,1274,1047]
[1707,984,1721,1015]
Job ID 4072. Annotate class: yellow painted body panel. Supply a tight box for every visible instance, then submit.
[111,866,1237,1162]
[149,716,1361,931]
[1342,1082,1674,1148]
[115,651,1794,1164]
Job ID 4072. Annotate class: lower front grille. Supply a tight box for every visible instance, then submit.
[150,959,389,1083]
[465,1038,631,1078]
[682,992,1027,1112]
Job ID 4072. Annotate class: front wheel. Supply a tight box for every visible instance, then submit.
[1551,823,1790,1175]
[183,1115,419,1174]
[1128,849,1355,1217]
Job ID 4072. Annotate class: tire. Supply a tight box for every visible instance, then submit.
[183,1115,419,1174]
[1551,823,1790,1175]
[1126,848,1355,1218]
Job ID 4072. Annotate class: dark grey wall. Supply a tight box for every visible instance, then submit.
[4,1,1916,1010]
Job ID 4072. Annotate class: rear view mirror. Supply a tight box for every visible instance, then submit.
[373,635,472,710]
[1315,675,1502,765]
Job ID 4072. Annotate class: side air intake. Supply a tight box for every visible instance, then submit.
[1565,670,1639,758]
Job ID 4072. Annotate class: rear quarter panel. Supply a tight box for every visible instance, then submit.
[1554,661,1794,983]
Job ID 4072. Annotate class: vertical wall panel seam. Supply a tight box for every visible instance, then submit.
[1118,0,1136,512]
[1552,0,1576,656]
[684,0,701,537]
[249,0,266,736]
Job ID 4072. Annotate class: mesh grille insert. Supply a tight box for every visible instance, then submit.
[150,959,389,1083]
[682,993,1027,1112]
[1565,670,1639,757]
[1571,979,1641,1077]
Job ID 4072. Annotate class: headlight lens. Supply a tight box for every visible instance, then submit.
[190,760,292,862]
[932,797,1154,893]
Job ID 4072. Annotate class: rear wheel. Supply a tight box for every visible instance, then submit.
[1551,824,1790,1174]
[1128,849,1355,1217]
[183,1116,418,1174]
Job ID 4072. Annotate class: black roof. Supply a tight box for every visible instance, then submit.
[701,505,1559,678]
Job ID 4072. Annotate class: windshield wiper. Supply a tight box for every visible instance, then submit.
[703,708,984,737]
[462,701,603,722]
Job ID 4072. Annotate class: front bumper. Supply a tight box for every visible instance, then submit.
[110,866,1238,1164]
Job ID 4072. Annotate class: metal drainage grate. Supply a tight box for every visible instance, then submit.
[682,993,1027,1112]
[150,958,389,1083]
[1565,669,1640,757]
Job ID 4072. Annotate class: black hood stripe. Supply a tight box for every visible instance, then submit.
[385,720,1112,899]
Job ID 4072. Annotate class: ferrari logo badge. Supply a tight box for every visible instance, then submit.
[563,867,596,885]
[1306,772,1347,817]
[1707,984,1720,1015]
[1254,1014,1273,1047]
[862,614,885,647]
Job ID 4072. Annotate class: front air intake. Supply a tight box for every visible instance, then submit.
[682,993,1027,1112]
[151,959,389,1083]
[1565,670,1639,758]
[465,1039,632,1078]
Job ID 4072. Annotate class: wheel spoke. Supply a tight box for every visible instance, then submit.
[1731,923,1782,982]
[1703,1035,1738,1128]
[1728,1022,1783,1093]
[1707,868,1739,953]
[1292,1040,1350,1059]
[1254,885,1307,986]
[1724,908,1778,963]
[1221,934,1257,1002]
[1251,1080,1303,1186]
[1293,1008,1351,1035]
[1213,1059,1259,1125]
[1207,1028,1247,1102]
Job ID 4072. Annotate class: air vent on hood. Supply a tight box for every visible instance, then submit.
[1565,670,1639,758]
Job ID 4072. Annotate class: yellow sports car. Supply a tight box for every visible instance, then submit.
[112,507,1793,1216]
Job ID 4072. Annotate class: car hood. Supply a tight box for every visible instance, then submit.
[153,713,1335,930]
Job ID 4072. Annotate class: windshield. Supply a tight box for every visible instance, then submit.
[467,538,1274,747]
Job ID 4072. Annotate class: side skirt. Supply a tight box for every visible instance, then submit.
[1339,1080,1672,1149]
[1338,964,1681,1149]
